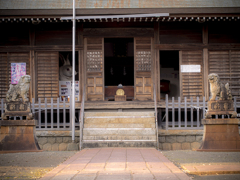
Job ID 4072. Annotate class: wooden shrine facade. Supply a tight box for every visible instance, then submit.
[0,10,240,104]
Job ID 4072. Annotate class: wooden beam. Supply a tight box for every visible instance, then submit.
[154,22,160,44]
[77,23,84,45]
[0,45,83,52]
[202,24,208,45]
[29,25,35,46]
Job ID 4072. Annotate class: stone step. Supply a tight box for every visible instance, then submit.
[84,117,155,125]
[83,135,156,141]
[83,111,156,148]
[83,141,156,148]
[84,123,155,128]
[83,128,156,136]
[84,111,155,117]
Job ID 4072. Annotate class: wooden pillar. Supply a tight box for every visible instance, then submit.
[77,23,84,102]
[29,26,36,101]
[154,22,161,101]
[202,23,209,100]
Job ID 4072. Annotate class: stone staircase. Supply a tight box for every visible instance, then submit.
[82,111,157,148]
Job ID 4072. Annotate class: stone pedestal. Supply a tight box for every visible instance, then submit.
[0,120,41,153]
[2,101,33,120]
[197,118,240,152]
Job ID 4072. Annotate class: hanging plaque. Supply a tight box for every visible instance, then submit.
[181,65,201,73]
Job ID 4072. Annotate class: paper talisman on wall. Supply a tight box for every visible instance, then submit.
[11,63,26,84]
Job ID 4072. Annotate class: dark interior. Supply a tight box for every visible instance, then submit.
[104,38,134,86]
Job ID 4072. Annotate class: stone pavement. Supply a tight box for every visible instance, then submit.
[161,150,240,176]
[40,148,191,180]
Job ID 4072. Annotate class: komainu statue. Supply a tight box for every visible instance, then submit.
[208,73,232,101]
[6,75,31,102]
[59,54,77,81]
[205,73,236,118]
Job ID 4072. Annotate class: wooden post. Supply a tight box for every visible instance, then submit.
[203,23,209,101]
[203,48,209,100]
[29,25,35,102]
[154,22,161,101]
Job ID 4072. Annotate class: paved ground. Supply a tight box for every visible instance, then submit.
[0,151,76,179]
[162,150,240,180]
[40,148,190,180]
[1,149,240,180]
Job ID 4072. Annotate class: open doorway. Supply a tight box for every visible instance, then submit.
[160,51,179,99]
[104,38,134,100]
[59,51,79,102]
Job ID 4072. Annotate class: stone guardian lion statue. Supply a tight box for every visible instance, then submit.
[208,73,232,101]
[6,75,31,102]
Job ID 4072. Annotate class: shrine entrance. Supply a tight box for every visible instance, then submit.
[104,38,134,101]
[85,37,153,102]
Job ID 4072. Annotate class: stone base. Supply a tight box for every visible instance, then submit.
[2,101,33,120]
[115,95,126,101]
[197,118,240,152]
[0,120,41,152]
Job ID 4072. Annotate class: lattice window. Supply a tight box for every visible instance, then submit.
[136,51,151,71]
[86,51,103,72]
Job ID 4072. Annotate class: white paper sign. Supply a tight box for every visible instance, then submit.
[181,65,201,73]
[59,81,79,102]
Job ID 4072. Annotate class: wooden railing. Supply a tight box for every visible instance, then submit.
[162,95,239,130]
[1,96,239,131]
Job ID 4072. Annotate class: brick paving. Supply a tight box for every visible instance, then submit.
[40,148,191,180]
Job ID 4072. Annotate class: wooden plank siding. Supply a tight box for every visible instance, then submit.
[0,53,8,99]
[134,37,153,100]
[0,52,30,99]
[209,50,240,99]
[36,52,59,101]
[180,51,204,99]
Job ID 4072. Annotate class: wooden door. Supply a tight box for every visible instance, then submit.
[209,50,240,99]
[134,37,153,101]
[84,37,104,101]
[36,52,59,101]
[180,50,204,99]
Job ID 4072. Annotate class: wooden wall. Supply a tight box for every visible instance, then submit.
[209,50,240,99]
[0,24,30,46]
[35,23,73,46]
[179,51,203,99]
[0,52,30,99]
[209,22,240,44]
[159,22,202,44]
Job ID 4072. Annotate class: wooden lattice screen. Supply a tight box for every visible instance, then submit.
[0,52,30,99]
[209,50,240,99]
[134,37,153,100]
[180,50,204,99]
[36,52,59,101]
